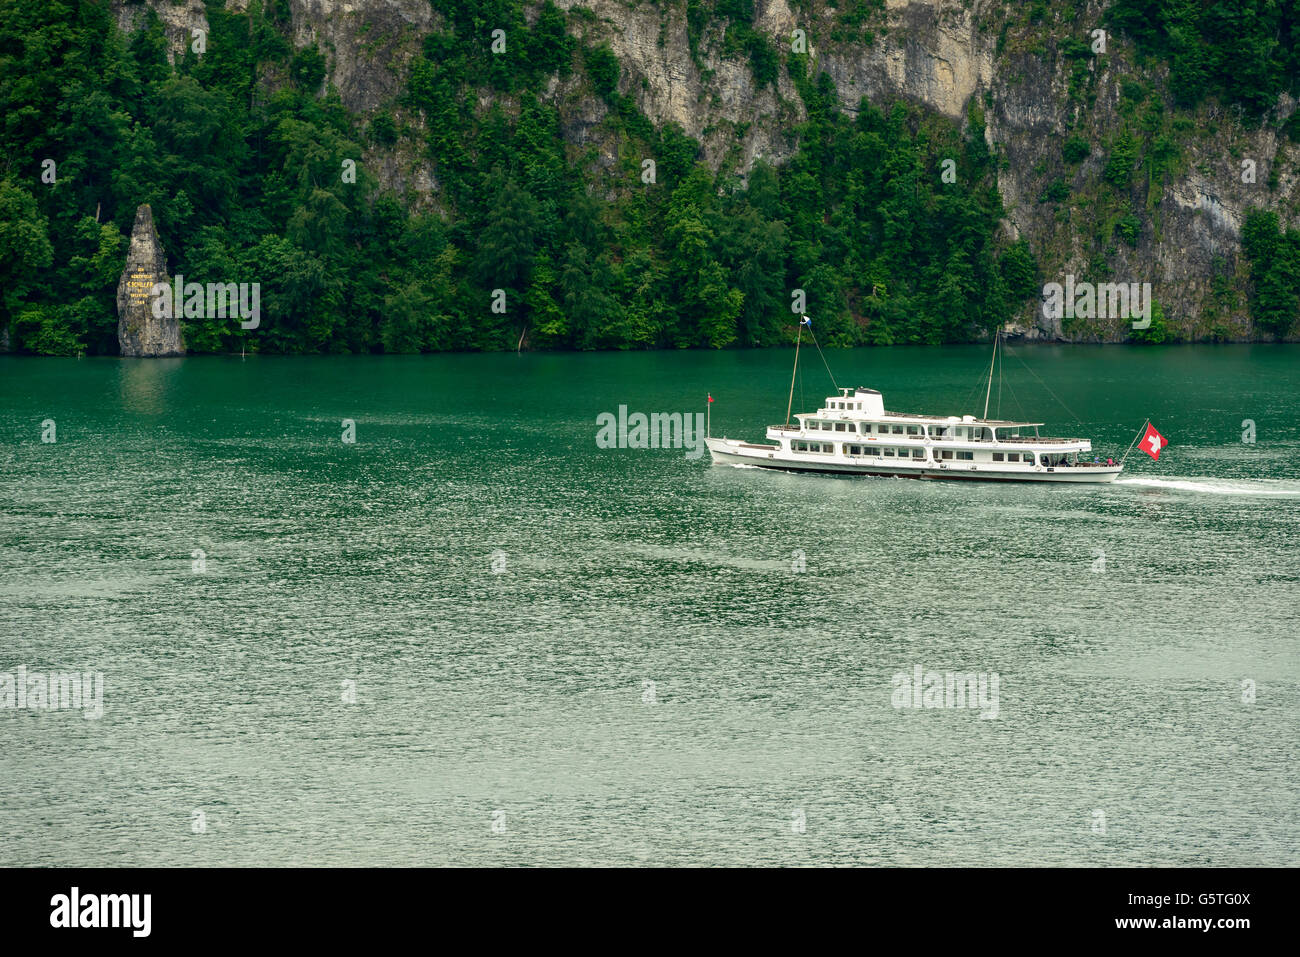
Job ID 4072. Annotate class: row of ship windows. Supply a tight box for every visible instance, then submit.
[792,441,1034,463]
[808,421,1003,440]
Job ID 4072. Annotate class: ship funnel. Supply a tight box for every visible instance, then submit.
[854,388,885,417]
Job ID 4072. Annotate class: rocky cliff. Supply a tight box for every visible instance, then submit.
[110,0,1299,342]
[116,204,184,357]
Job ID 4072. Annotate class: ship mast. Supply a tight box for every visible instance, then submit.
[786,318,805,426]
[982,326,999,421]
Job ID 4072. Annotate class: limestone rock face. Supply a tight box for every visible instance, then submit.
[106,0,1299,340]
[116,205,184,357]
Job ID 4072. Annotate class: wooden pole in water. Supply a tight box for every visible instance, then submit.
[786,324,803,427]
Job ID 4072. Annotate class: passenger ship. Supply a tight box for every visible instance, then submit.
[704,386,1121,482]
[703,323,1122,483]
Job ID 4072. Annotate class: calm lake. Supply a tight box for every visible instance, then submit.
[1,344,1297,865]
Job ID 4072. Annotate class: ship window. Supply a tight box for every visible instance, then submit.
[957,451,974,461]
[993,452,1004,462]
[846,423,857,432]
[940,450,953,460]
[835,423,845,431]
[883,448,895,457]
[891,425,904,434]
[906,426,919,435]
[1006,453,1019,462]
[912,449,924,458]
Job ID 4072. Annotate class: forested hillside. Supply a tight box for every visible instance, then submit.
[0,0,1296,355]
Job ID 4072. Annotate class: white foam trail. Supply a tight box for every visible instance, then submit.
[1116,477,1300,497]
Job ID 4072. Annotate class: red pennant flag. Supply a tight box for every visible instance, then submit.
[707,394,713,403]
[1140,422,1168,460]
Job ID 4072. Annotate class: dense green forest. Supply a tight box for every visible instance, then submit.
[0,0,1294,354]
[1104,0,1299,116]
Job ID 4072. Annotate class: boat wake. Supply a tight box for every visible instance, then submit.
[1115,477,1300,497]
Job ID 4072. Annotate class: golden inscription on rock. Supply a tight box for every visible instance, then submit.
[126,269,155,305]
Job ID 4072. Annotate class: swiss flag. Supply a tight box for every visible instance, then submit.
[1141,422,1168,461]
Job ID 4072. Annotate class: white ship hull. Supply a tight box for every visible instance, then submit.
[706,437,1122,484]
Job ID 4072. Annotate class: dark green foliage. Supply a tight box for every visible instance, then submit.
[290,44,326,92]
[1062,137,1090,163]
[1039,179,1070,203]
[1241,210,1300,338]
[1103,133,1139,189]
[584,45,619,99]
[1058,36,1092,60]
[1105,0,1299,114]
[1114,213,1141,247]
[999,240,1040,302]
[528,1,574,78]
[1131,300,1170,343]
[369,114,398,146]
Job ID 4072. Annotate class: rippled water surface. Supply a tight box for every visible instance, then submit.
[1,346,1297,865]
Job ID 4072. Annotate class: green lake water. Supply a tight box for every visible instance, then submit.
[1,344,1297,865]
